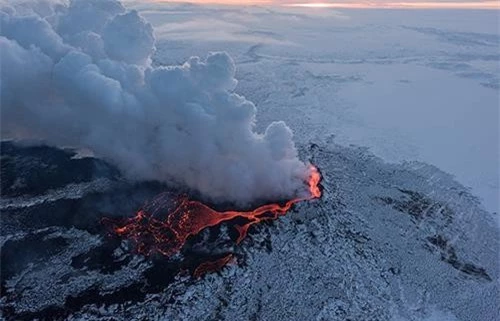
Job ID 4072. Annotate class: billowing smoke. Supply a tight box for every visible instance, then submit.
[0,0,310,204]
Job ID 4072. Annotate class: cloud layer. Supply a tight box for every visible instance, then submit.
[0,0,311,204]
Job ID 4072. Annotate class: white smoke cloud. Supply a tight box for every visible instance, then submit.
[0,0,311,204]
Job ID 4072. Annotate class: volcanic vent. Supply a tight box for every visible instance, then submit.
[104,165,322,276]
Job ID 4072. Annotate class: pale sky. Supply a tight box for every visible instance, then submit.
[148,0,499,9]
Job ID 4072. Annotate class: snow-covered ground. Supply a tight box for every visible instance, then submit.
[2,141,498,321]
[127,3,499,213]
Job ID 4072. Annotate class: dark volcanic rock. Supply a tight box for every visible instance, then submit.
[1,141,120,197]
[0,143,244,320]
[426,235,491,281]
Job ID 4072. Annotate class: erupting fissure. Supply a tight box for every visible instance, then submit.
[105,165,321,262]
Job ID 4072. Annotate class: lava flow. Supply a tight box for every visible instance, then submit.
[105,165,321,259]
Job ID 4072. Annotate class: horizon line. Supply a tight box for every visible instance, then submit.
[286,1,499,9]
[146,0,500,10]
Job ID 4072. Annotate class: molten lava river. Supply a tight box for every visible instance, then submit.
[105,165,321,277]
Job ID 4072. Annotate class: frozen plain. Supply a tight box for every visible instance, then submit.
[129,3,500,214]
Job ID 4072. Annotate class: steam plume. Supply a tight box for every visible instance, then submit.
[0,0,310,204]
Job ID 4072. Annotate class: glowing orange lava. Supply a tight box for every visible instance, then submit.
[105,165,321,258]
